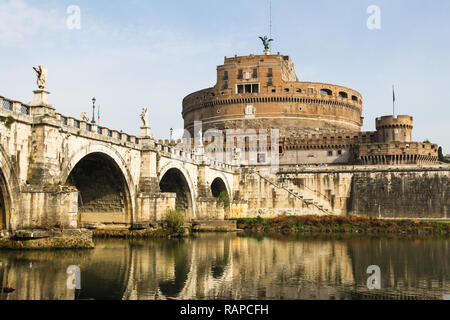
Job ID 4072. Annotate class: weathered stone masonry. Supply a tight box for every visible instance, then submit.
[0,90,235,231]
[0,48,449,232]
[229,166,449,219]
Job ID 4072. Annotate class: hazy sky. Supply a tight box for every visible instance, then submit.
[1,0,449,152]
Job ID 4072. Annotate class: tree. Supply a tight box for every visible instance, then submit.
[438,147,450,163]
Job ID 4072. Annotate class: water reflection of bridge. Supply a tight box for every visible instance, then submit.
[0,236,448,300]
[121,234,357,300]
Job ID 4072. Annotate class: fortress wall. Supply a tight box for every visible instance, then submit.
[231,166,450,219]
[350,169,449,219]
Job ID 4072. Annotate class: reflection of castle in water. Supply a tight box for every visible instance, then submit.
[0,236,448,300]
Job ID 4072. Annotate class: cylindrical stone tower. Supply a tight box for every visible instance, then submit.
[182,53,364,138]
[376,115,413,143]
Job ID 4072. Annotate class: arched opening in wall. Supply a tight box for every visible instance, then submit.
[66,153,131,226]
[160,168,194,219]
[320,89,333,96]
[211,178,230,210]
[0,170,11,230]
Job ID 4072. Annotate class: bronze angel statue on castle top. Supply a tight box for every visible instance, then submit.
[259,36,273,50]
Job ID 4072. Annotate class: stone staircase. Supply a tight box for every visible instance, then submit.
[252,170,333,215]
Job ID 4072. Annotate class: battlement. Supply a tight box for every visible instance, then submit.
[376,115,413,129]
[357,142,439,165]
[281,131,378,150]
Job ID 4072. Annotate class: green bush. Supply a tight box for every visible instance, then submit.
[165,209,185,234]
[217,191,230,209]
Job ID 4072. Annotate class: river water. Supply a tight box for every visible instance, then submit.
[0,233,448,300]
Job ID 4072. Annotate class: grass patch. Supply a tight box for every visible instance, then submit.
[234,214,450,236]
[92,228,173,239]
[0,238,94,250]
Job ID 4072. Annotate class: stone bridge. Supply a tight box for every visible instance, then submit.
[0,89,234,231]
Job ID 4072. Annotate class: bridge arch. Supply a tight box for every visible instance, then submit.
[0,145,18,230]
[210,175,231,212]
[61,144,136,226]
[159,164,196,220]
[209,173,231,199]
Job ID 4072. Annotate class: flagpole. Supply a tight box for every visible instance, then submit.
[392,85,395,117]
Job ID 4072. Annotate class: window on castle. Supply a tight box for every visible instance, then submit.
[21,105,30,115]
[338,150,343,155]
[223,71,228,80]
[352,95,358,101]
[2,100,12,111]
[309,88,314,94]
[238,69,243,80]
[237,83,259,94]
[252,69,258,78]
[223,80,228,89]
[268,68,273,77]
[328,151,333,156]
[285,88,290,93]
[268,78,273,86]
[320,89,333,96]
[339,92,348,98]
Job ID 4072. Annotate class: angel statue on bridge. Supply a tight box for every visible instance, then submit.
[81,112,90,122]
[140,108,149,127]
[33,65,48,90]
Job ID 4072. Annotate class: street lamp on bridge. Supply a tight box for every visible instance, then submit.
[91,97,97,124]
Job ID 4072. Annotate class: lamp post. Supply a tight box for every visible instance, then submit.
[91,97,96,124]
[296,134,299,168]
[170,128,173,142]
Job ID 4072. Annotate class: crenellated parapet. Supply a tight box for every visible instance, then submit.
[280,131,378,151]
[356,142,439,165]
[376,115,413,143]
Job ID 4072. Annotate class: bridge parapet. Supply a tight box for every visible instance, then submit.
[1,94,141,149]
[154,140,234,173]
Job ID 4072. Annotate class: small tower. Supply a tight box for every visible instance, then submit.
[376,115,413,143]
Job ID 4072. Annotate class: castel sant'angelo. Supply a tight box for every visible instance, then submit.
[182,40,439,166]
[0,37,448,238]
